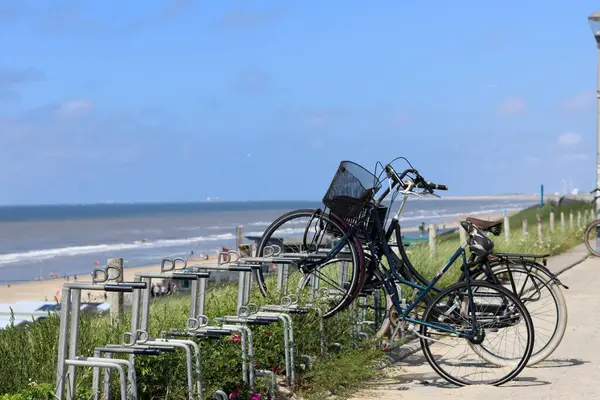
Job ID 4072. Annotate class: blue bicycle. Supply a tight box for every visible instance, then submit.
[255,159,535,386]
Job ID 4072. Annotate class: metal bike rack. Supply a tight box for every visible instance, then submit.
[91,346,167,400]
[213,390,228,400]
[83,355,137,400]
[127,329,200,400]
[130,258,210,334]
[123,259,209,400]
[185,250,262,316]
[208,316,256,391]
[65,359,128,400]
[55,265,147,400]
[220,302,298,388]
[256,369,278,400]
[167,317,253,387]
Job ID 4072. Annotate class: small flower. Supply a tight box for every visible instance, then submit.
[229,389,241,399]
[227,334,241,344]
[250,394,263,400]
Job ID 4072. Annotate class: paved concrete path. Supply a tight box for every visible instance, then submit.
[350,244,599,400]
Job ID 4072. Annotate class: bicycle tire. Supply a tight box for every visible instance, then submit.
[584,219,600,257]
[473,262,567,366]
[253,209,365,318]
[420,280,534,386]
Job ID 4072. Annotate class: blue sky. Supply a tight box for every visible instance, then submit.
[1,1,599,204]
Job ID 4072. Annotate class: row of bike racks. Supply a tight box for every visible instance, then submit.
[54,244,362,400]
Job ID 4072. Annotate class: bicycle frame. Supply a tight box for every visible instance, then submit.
[374,236,474,337]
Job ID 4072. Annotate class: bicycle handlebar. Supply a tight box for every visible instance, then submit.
[376,164,447,203]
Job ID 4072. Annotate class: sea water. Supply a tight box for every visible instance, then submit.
[0,199,536,282]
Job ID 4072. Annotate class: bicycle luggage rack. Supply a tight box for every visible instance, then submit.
[55,265,148,400]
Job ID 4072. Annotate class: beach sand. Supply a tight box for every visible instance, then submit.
[0,211,512,304]
[0,255,221,304]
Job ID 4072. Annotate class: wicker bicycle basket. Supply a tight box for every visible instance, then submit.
[322,161,382,219]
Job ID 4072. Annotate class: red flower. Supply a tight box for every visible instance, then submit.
[227,334,241,344]
[272,365,283,375]
[229,389,241,399]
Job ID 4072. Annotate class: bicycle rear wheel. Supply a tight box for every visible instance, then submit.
[254,209,364,318]
[584,219,600,257]
[420,281,534,386]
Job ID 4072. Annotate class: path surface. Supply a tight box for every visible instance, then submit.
[349,244,598,400]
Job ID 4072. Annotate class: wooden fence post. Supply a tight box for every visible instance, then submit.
[569,210,574,231]
[236,226,244,250]
[577,210,582,229]
[504,210,510,243]
[523,217,528,236]
[108,257,124,325]
[560,212,565,232]
[550,211,555,233]
[429,224,436,256]
[537,214,543,241]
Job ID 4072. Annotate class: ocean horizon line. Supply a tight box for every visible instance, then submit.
[0,193,543,208]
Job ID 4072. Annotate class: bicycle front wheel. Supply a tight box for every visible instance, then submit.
[420,281,534,386]
[254,209,364,318]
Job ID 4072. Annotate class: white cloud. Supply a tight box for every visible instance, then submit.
[557,131,582,147]
[561,153,588,162]
[56,99,92,119]
[562,90,595,113]
[496,96,526,116]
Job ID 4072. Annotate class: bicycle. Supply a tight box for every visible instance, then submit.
[254,160,566,366]
[583,188,600,256]
[254,159,534,385]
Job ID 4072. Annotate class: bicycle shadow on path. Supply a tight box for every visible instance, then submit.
[528,358,588,369]
[390,352,552,389]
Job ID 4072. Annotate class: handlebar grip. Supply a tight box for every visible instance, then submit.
[416,182,448,191]
[127,282,148,289]
[104,284,134,292]
[228,266,252,272]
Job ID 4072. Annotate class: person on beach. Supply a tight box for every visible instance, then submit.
[418,222,426,237]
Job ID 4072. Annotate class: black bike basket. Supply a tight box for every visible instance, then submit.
[322,161,382,218]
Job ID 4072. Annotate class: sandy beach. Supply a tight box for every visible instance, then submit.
[0,255,221,304]
[0,211,511,304]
